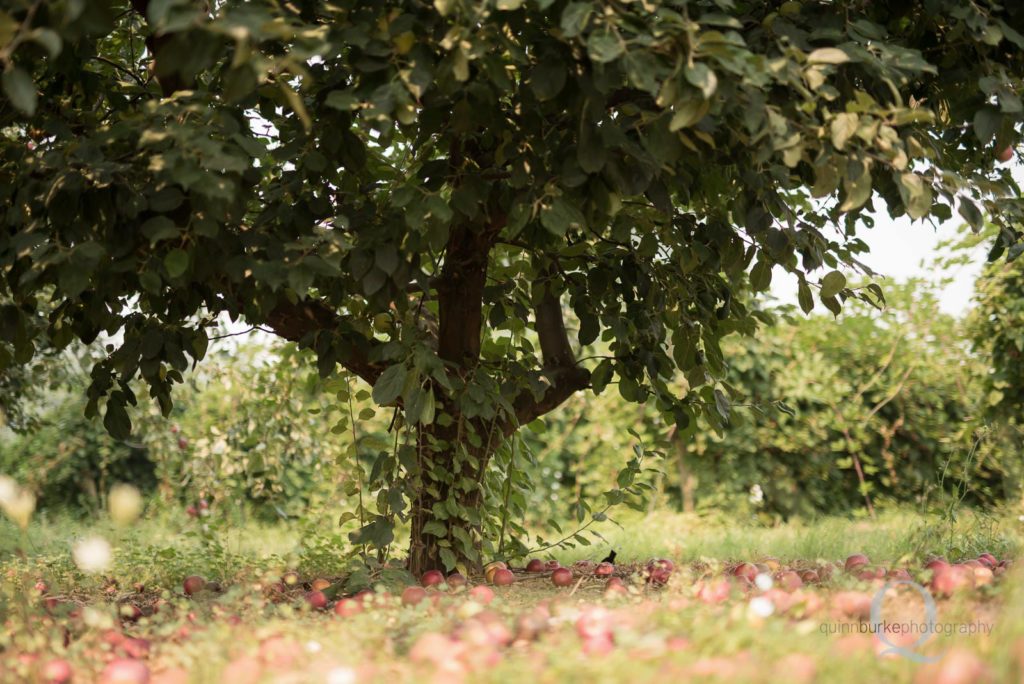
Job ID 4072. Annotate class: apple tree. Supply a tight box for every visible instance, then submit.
[2,0,1023,574]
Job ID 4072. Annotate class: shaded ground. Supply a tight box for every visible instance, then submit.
[2,511,1023,683]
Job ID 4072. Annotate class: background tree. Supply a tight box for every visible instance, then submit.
[1,0,1023,574]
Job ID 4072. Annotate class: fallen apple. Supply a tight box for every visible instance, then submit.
[311,578,331,592]
[281,571,300,586]
[776,571,803,592]
[333,598,363,617]
[525,559,545,573]
[551,568,574,587]
[594,562,615,577]
[99,659,150,684]
[732,563,758,582]
[305,590,328,610]
[41,659,73,684]
[421,570,445,587]
[468,585,495,604]
[844,554,869,572]
[492,569,515,586]
[182,575,206,596]
[401,586,428,606]
[446,572,467,588]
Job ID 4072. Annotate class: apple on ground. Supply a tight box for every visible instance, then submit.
[525,559,545,573]
[99,659,150,684]
[333,598,363,617]
[41,659,73,684]
[421,570,445,587]
[281,571,300,586]
[544,560,561,571]
[468,586,495,604]
[305,590,328,610]
[551,568,574,587]
[311,578,331,592]
[844,554,870,572]
[491,569,515,586]
[182,576,206,596]
[732,563,758,582]
[446,572,467,588]
[401,586,428,606]
[594,562,614,577]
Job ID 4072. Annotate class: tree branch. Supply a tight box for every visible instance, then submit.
[264,297,384,386]
[509,270,590,432]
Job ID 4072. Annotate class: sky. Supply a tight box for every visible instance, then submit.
[769,162,1022,317]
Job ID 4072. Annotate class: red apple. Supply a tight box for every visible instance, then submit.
[551,568,574,587]
[544,560,561,571]
[777,571,803,592]
[99,659,150,684]
[177,437,188,450]
[305,590,328,610]
[887,568,912,581]
[977,553,997,568]
[594,562,615,577]
[604,577,628,596]
[421,570,445,587]
[492,569,515,586]
[844,554,869,572]
[525,559,545,573]
[931,565,974,596]
[401,586,428,606]
[333,598,363,617]
[42,659,73,684]
[972,566,994,587]
[468,585,495,604]
[186,505,197,518]
[446,572,467,588]
[732,563,758,582]
[182,575,206,596]
[997,146,1014,163]
[925,558,950,574]
[799,570,819,583]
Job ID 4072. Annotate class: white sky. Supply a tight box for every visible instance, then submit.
[769,161,1022,317]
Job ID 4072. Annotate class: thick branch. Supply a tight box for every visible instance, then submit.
[264,298,383,386]
[510,275,590,432]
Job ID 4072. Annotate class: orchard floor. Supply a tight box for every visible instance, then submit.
[2,509,1024,683]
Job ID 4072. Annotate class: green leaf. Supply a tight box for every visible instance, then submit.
[540,197,585,236]
[560,2,592,38]
[419,388,436,425]
[957,197,983,231]
[749,259,772,292]
[670,96,709,131]
[530,58,567,101]
[897,172,932,219]
[439,547,457,572]
[371,364,407,405]
[577,120,606,173]
[807,47,850,64]
[2,67,37,116]
[423,520,447,537]
[830,113,859,150]
[797,278,814,314]
[820,270,846,299]
[587,30,623,63]
[164,249,189,278]
[684,63,717,99]
[840,165,872,211]
[103,400,132,439]
[973,107,1000,144]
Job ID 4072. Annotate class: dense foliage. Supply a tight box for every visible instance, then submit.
[2,0,1023,572]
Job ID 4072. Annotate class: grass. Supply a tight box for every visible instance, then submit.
[1,505,1022,683]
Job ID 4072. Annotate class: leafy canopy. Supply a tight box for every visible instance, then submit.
[1,0,1023,566]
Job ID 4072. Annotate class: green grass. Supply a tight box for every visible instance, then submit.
[2,506,1022,683]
